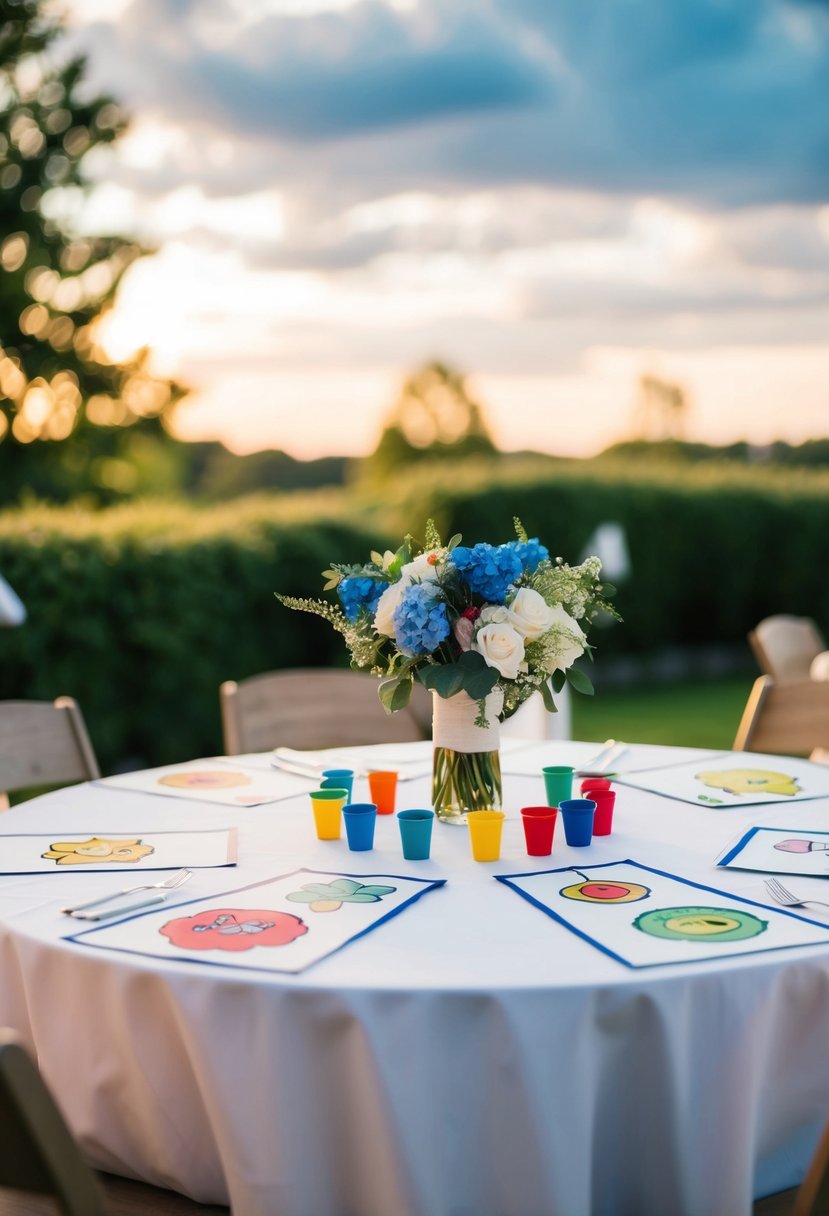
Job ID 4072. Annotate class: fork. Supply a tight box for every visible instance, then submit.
[61,868,192,916]
[764,876,829,911]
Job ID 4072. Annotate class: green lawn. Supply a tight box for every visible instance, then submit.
[571,676,753,751]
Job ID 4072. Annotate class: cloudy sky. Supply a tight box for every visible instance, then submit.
[63,0,829,458]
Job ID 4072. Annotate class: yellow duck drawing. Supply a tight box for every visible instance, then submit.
[696,768,800,797]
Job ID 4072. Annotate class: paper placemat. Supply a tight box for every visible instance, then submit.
[499,741,726,778]
[96,759,317,806]
[612,751,829,807]
[718,827,829,876]
[497,860,829,968]
[0,829,237,873]
[65,868,446,974]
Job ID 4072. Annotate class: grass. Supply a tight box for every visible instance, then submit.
[571,675,753,751]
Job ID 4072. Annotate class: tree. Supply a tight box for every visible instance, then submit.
[361,359,497,483]
[631,373,689,442]
[0,0,185,504]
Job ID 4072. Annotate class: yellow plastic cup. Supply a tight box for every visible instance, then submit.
[467,810,506,862]
[310,788,347,840]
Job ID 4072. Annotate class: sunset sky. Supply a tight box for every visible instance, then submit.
[63,0,829,459]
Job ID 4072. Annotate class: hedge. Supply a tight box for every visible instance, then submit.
[3,457,829,772]
[384,455,829,656]
[0,493,391,773]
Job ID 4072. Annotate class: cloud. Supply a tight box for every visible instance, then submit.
[70,0,829,211]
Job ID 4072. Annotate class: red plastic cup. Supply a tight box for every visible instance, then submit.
[591,789,616,836]
[580,777,612,795]
[520,806,558,857]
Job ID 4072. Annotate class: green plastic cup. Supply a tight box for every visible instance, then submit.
[542,765,574,807]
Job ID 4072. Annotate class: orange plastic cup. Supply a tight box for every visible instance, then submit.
[368,770,398,815]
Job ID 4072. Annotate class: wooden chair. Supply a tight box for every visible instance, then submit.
[734,676,829,758]
[749,616,826,682]
[0,698,100,808]
[754,1112,829,1216]
[0,1027,107,1215]
[0,1029,231,1216]
[220,668,432,755]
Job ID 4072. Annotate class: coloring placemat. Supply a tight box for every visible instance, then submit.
[65,869,446,974]
[718,827,829,877]
[612,752,829,807]
[496,860,829,968]
[499,741,727,778]
[0,829,237,873]
[96,759,317,806]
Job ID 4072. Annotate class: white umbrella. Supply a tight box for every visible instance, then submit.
[0,574,26,626]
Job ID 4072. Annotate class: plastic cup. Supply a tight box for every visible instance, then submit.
[559,798,596,847]
[590,789,616,836]
[310,788,347,840]
[397,809,434,860]
[368,770,398,815]
[580,776,612,795]
[542,765,574,807]
[467,810,505,862]
[520,806,557,857]
[322,769,354,801]
[343,802,377,852]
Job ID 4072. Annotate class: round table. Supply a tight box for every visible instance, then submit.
[2,741,829,1216]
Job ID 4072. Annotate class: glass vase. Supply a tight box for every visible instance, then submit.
[431,689,502,825]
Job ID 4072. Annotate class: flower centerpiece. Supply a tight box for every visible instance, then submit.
[277,519,618,824]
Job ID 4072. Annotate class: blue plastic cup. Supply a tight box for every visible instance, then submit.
[322,769,354,801]
[342,802,377,852]
[397,809,434,861]
[559,798,596,847]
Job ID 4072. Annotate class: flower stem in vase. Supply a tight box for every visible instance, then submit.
[431,689,503,825]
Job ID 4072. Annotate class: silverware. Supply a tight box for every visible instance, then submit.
[67,894,174,921]
[576,740,627,777]
[764,876,829,912]
[61,868,192,916]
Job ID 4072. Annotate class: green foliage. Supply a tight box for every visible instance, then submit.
[5,455,829,773]
[383,455,829,656]
[0,0,185,505]
[0,495,389,771]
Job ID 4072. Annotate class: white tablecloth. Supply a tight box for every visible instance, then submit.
[2,740,829,1216]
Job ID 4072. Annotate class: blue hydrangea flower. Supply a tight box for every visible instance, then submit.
[392,584,451,656]
[337,576,385,622]
[451,543,524,604]
[509,538,549,572]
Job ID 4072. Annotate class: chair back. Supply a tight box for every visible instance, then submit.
[220,668,431,754]
[0,1027,107,1215]
[0,698,100,805]
[748,615,826,681]
[733,676,829,756]
[793,1110,829,1216]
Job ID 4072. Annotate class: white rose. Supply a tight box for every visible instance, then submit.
[400,551,441,583]
[374,581,406,637]
[507,587,554,640]
[542,605,587,672]
[473,622,525,680]
[479,604,510,624]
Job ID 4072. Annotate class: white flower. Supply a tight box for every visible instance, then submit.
[473,622,525,680]
[507,587,554,640]
[479,604,510,624]
[374,581,406,637]
[542,606,587,672]
[400,551,442,583]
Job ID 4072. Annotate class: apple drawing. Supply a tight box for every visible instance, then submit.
[560,878,650,903]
